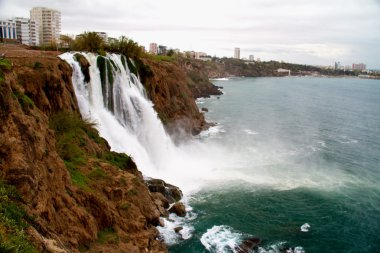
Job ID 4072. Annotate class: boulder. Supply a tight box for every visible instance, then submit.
[145,178,183,203]
[235,237,262,253]
[168,202,186,217]
[174,227,183,233]
[201,107,208,112]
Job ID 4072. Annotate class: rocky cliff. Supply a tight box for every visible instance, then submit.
[142,58,216,136]
[0,45,197,252]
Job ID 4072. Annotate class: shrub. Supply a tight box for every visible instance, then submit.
[33,62,43,69]
[97,227,119,244]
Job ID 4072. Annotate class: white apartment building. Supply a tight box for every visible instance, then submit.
[0,18,39,45]
[249,55,254,61]
[30,7,61,45]
[14,17,30,45]
[149,43,158,55]
[0,20,17,40]
[234,48,240,59]
[13,17,39,46]
[195,52,207,59]
[29,19,39,46]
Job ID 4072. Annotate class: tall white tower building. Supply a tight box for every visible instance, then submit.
[234,48,240,59]
[30,7,61,45]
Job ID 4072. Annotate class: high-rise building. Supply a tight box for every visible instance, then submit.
[95,32,107,42]
[1,18,39,45]
[158,45,167,55]
[14,17,30,45]
[249,55,254,61]
[149,43,158,55]
[12,17,39,46]
[30,7,61,45]
[0,20,17,41]
[29,19,39,46]
[195,52,207,59]
[352,63,366,71]
[234,48,240,59]
[334,61,341,70]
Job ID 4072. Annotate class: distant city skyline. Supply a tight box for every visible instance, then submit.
[1,0,379,68]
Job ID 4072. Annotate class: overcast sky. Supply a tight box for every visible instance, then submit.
[1,0,380,68]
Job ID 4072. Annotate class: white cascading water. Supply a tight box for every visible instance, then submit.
[59,52,237,192]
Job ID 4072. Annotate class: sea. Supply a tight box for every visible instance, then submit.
[168,77,380,253]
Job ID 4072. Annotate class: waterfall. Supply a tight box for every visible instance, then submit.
[59,52,236,192]
[59,52,177,176]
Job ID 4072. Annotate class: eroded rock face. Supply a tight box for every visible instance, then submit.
[0,45,168,253]
[142,59,210,136]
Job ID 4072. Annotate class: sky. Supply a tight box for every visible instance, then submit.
[1,0,380,68]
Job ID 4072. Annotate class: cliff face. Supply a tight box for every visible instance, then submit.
[0,45,168,252]
[142,58,211,136]
[176,58,223,99]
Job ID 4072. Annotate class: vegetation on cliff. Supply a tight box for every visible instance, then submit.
[0,181,37,253]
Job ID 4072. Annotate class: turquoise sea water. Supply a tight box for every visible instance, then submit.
[170,77,380,253]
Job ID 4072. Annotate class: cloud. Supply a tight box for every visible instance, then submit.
[1,0,379,67]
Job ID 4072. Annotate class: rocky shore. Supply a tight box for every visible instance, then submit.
[0,45,218,252]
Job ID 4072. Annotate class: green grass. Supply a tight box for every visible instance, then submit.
[102,151,131,169]
[148,54,176,62]
[13,91,34,111]
[0,58,12,85]
[97,227,119,244]
[119,203,131,210]
[0,181,37,253]
[49,112,95,189]
[88,168,109,180]
[66,165,91,191]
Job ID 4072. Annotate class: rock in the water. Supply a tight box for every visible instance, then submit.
[235,237,262,253]
[174,227,183,233]
[145,178,183,203]
[168,202,186,217]
[158,218,165,227]
[201,107,208,112]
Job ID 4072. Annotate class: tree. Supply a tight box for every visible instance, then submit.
[72,32,105,53]
[59,35,74,48]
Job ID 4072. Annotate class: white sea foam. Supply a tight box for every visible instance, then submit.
[199,125,226,138]
[243,129,259,135]
[211,77,229,81]
[300,223,311,232]
[338,135,358,144]
[156,199,196,245]
[200,225,242,253]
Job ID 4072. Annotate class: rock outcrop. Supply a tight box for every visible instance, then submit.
[168,202,187,217]
[142,58,215,136]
